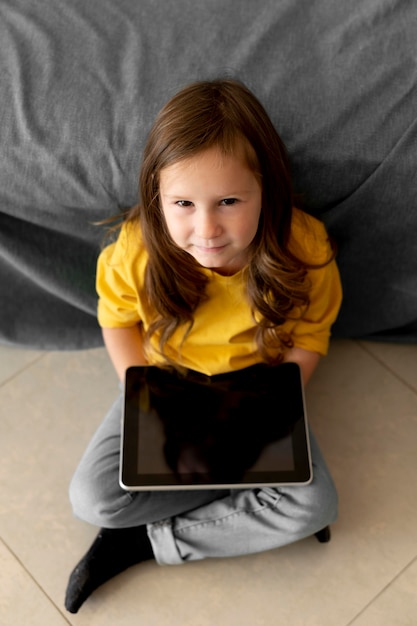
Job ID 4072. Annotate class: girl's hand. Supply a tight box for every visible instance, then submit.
[282,346,321,385]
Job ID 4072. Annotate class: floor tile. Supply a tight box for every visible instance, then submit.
[0,539,70,626]
[0,345,44,385]
[0,348,119,621]
[358,341,417,393]
[348,557,417,626]
[302,339,417,623]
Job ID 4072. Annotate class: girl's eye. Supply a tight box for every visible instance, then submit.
[221,198,238,206]
[176,200,193,207]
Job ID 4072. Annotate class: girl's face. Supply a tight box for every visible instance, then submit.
[159,146,262,275]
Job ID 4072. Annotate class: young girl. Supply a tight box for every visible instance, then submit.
[65,79,342,613]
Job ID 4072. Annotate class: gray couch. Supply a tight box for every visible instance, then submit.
[1,0,416,349]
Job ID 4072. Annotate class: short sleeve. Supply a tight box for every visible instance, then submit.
[291,258,343,355]
[288,209,343,355]
[96,225,144,328]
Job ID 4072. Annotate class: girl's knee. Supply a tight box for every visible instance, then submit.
[303,437,339,530]
[300,467,339,532]
[310,477,338,529]
[260,466,338,538]
[289,481,337,539]
[69,467,127,528]
[68,468,99,525]
[296,464,339,534]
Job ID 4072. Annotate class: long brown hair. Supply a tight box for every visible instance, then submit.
[122,79,328,365]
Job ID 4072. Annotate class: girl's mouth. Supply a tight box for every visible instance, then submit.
[194,244,226,254]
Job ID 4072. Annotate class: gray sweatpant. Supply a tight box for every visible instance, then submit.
[69,394,338,565]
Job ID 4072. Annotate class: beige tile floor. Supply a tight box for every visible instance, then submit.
[0,339,416,625]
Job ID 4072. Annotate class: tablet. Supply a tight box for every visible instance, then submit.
[120,362,312,490]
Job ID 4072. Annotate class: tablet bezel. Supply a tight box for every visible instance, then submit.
[120,362,312,491]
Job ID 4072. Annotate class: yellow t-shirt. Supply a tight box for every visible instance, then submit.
[96,208,342,376]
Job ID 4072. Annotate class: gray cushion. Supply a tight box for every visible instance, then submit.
[0,0,416,348]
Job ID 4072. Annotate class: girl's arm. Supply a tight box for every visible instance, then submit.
[102,325,148,382]
[282,346,321,386]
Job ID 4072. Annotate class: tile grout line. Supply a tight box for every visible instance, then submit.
[356,341,417,396]
[0,353,48,389]
[344,555,417,626]
[0,536,73,625]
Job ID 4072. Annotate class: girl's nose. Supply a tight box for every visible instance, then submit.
[194,210,221,239]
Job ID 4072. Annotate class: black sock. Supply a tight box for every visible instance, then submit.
[65,525,154,614]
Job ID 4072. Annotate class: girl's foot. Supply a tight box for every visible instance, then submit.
[65,525,154,613]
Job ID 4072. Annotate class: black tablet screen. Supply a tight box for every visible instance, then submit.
[121,362,312,490]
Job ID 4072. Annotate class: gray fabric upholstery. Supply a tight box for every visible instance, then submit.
[1,0,416,349]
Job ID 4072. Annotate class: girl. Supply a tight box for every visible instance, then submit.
[65,79,342,613]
